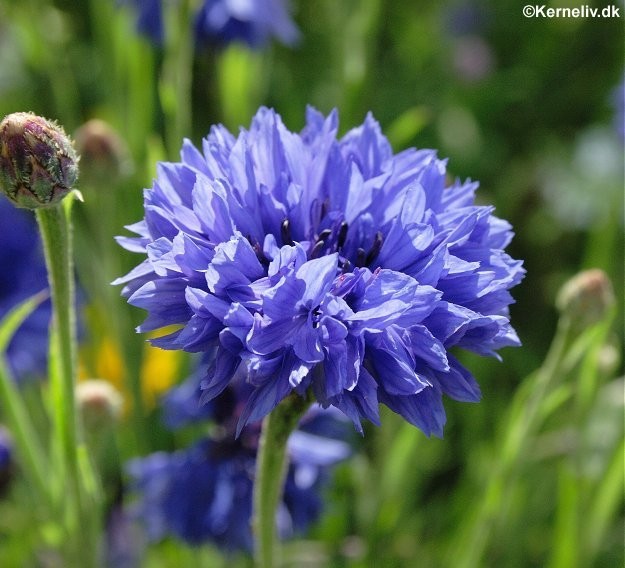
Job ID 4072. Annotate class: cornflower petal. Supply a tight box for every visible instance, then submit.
[129,279,191,332]
[367,328,431,396]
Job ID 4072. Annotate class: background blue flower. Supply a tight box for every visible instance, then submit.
[195,0,300,48]
[0,197,50,382]
[127,379,351,550]
[121,0,299,48]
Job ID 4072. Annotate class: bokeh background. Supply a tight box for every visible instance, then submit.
[0,0,622,566]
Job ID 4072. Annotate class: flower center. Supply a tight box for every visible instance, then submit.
[311,307,322,328]
[249,216,386,274]
[354,230,383,268]
[308,216,385,272]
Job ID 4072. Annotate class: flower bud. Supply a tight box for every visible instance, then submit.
[556,269,616,328]
[74,119,130,181]
[0,112,78,209]
[76,379,124,431]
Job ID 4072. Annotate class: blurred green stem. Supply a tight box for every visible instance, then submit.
[452,316,574,568]
[254,393,311,568]
[216,46,263,130]
[584,436,625,560]
[161,0,194,158]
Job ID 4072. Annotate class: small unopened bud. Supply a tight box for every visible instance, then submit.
[556,269,616,327]
[76,379,124,431]
[0,112,78,209]
[0,426,14,497]
[74,119,130,180]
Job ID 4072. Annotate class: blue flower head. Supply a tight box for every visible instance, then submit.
[115,107,525,437]
[195,0,299,48]
[121,0,299,49]
[127,441,255,549]
[0,197,50,381]
[127,437,343,549]
[127,383,351,549]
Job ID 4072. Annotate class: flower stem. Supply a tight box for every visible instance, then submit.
[254,393,311,568]
[35,203,97,565]
[36,205,80,480]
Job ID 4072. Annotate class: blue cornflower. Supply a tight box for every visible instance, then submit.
[115,106,525,437]
[0,197,50,381]
[127,383,351,549]
[121,0,299,48]
[194,0,300,48]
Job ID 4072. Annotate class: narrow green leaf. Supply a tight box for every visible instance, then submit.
[0,289,49,354]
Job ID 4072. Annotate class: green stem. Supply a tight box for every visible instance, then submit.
[254,393,312,568]
[36,205,80,480]
[35,204,96,566]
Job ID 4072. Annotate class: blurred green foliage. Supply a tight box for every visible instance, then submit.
[0,0,622,566]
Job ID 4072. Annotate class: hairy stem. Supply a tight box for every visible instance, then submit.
[36,204,98,567]
[254,393,311,568]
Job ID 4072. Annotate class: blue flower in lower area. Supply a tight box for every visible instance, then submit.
[0,197,50,381]
[115,106,525,438]
[121,0,299,49]
[127,382,351,550]
[127,441,250,549]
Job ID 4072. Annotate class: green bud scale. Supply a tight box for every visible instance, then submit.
[0,112,78,209]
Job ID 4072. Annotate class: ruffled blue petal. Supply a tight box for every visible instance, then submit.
[433,355,481,402]
[129,278,191,332]
[330,368,380,434]
[378,385,446,437]
[367,328,430,396]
